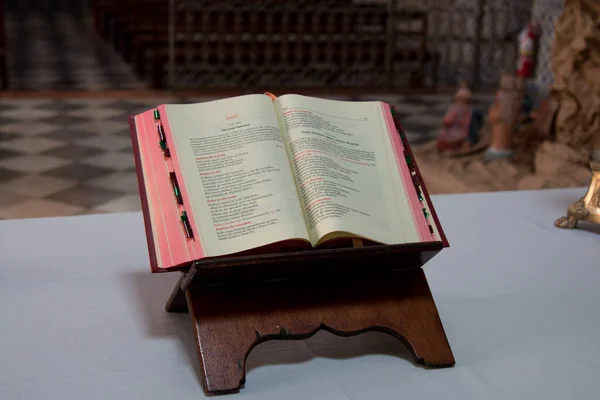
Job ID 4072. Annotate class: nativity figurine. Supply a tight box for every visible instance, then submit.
[436,81,474,153]
[484,73,525,161]
[436,81,486,156]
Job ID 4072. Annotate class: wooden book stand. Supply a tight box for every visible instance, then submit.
[158,107,453,394]
[166,242,455,394]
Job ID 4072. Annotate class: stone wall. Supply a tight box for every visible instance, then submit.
[551,0,600,151]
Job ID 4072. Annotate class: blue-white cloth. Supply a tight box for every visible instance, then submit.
[1,188,599,400]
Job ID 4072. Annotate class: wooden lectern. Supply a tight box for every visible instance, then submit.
[131,103,455,394]
[166,241,454,394]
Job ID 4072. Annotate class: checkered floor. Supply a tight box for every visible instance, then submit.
[0,93,493,219]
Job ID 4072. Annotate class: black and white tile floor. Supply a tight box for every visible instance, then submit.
[0,94,493,219]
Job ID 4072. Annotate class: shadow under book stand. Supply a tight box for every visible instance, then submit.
[166,241,455,395]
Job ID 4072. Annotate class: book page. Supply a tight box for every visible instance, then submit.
[164,94,309,257]
[275,94,420,246]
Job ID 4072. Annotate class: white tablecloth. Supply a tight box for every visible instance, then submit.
[1,188,599,399]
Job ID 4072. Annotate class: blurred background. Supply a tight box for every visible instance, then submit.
[0,0,586,220]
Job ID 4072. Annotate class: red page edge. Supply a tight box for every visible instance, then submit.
[157,105,206,264]
[129,115,161,272]
[388,106,450,248]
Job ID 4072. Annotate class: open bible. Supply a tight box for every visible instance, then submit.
[130,94,448,272]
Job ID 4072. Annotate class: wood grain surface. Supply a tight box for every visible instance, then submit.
[176,268,454,394]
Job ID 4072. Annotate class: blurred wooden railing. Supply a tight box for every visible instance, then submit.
[91,0,438,90]
[0,1,8,90]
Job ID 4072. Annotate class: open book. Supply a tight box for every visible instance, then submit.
[130,94,448,272]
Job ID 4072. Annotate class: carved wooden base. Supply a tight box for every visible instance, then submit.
[167,268,455,394]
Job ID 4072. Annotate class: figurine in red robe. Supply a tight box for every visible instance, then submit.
[517,23,540,78]
[436,81,473,152]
